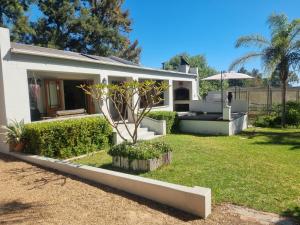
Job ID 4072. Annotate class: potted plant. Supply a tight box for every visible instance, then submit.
[2,119,26,152]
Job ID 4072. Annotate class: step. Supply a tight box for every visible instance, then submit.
[115,127,149,136]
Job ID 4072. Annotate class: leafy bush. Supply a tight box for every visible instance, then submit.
[147,111,179,133]
[254,101,300,127]
[23,116,113,158]
[253,113,280,127]
[286,109,300,126]
[108,141,172,160]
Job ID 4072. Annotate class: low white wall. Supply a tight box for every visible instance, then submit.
[0,151,211,218]
[190,100,248,113]
[179,114,248,136]
[230,114,248,135]
[180,120,230,135]
[141,116,166,135]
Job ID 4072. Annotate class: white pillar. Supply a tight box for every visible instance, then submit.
[223,105,231,121]
[128,76,139,122]
[99,73,109,115]
[191,78,199,100]
[168,80,174,111]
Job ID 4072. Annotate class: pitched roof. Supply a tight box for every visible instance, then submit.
[10,42,197,77]
[10,42,140,67]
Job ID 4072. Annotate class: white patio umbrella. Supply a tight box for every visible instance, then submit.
[201,71,254,111]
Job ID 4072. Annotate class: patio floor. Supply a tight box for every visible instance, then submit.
[0,153,265,225]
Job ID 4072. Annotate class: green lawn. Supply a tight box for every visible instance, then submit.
[74,128,300,218]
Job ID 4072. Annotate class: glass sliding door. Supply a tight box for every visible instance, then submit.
[45,80,62,116]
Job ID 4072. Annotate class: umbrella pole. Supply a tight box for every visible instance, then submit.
[221,71,223,113]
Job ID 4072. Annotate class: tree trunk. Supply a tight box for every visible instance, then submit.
[281,79,287,127]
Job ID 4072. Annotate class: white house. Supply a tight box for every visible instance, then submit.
[0,27,199,149]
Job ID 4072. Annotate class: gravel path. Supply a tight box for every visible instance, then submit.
[0,153,292,225]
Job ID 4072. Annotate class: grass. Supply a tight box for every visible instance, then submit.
[74,128,300,218]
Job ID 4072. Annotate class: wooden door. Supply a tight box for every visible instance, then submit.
[44,79,62,117]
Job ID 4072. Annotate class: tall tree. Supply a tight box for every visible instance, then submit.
[32,0,79,49]
[0,0,31,27]
[7,0,141,63]
[0,0,33,42]
[163,53,222,97]
[230,14,300,126]
[68,0,141,62]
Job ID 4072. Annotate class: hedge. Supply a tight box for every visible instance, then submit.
[146,111,179,133]
[108,141,172,160]
[23,116,113,159]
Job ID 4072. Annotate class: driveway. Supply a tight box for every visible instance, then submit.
[0,153,276,225]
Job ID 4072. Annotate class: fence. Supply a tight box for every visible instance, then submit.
[227,86,300,114]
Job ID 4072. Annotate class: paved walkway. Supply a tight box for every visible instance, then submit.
[0,153,295,225]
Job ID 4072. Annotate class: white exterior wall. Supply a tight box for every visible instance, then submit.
[0,27,198,149]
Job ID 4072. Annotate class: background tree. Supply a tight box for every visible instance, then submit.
[5,0,141,63]
[68,0,141,62]
[31,0,79,49]
[230,13,300,126]
[0,0,33,42]
[163,53,224,98]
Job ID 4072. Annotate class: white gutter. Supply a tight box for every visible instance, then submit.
[10,48,197,78]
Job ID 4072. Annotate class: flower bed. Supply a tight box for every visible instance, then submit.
[108,141,172,172]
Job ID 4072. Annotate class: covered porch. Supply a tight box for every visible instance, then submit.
[27,70,100,121]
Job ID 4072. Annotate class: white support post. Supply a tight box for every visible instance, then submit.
[223,105,231,121]
[128,76,139,122]
[168,80,174,111]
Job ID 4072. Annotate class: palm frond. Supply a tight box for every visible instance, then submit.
[267,13,289,36]
[229,52,263,71]
[235,35,270,48]
[288,18,300,41]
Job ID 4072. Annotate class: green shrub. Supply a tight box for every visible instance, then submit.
[23,116,113,158]
[286,108,300,126]
[255,101,300,127]
[147,111,179,133]
[108,141,172,160]
[253,113,280,127]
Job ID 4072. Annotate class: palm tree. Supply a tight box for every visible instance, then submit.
[230,14,300,127]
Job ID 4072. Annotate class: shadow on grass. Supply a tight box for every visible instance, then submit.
[241,130,300,150]
[280,206,300,224]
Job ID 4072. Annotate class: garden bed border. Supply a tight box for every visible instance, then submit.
[0,150,211,218]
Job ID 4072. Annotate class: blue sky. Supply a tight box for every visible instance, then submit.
[122,0,300,71]
[28,0,299,72]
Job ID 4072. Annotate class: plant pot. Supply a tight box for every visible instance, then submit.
[9,142,25,152]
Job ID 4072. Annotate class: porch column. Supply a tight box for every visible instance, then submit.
[168,80,174,111]
[128,76,139,123]
[191,78,199,100]
[99,74,109,116]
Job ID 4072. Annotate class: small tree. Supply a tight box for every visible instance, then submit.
[80,80,169,144]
